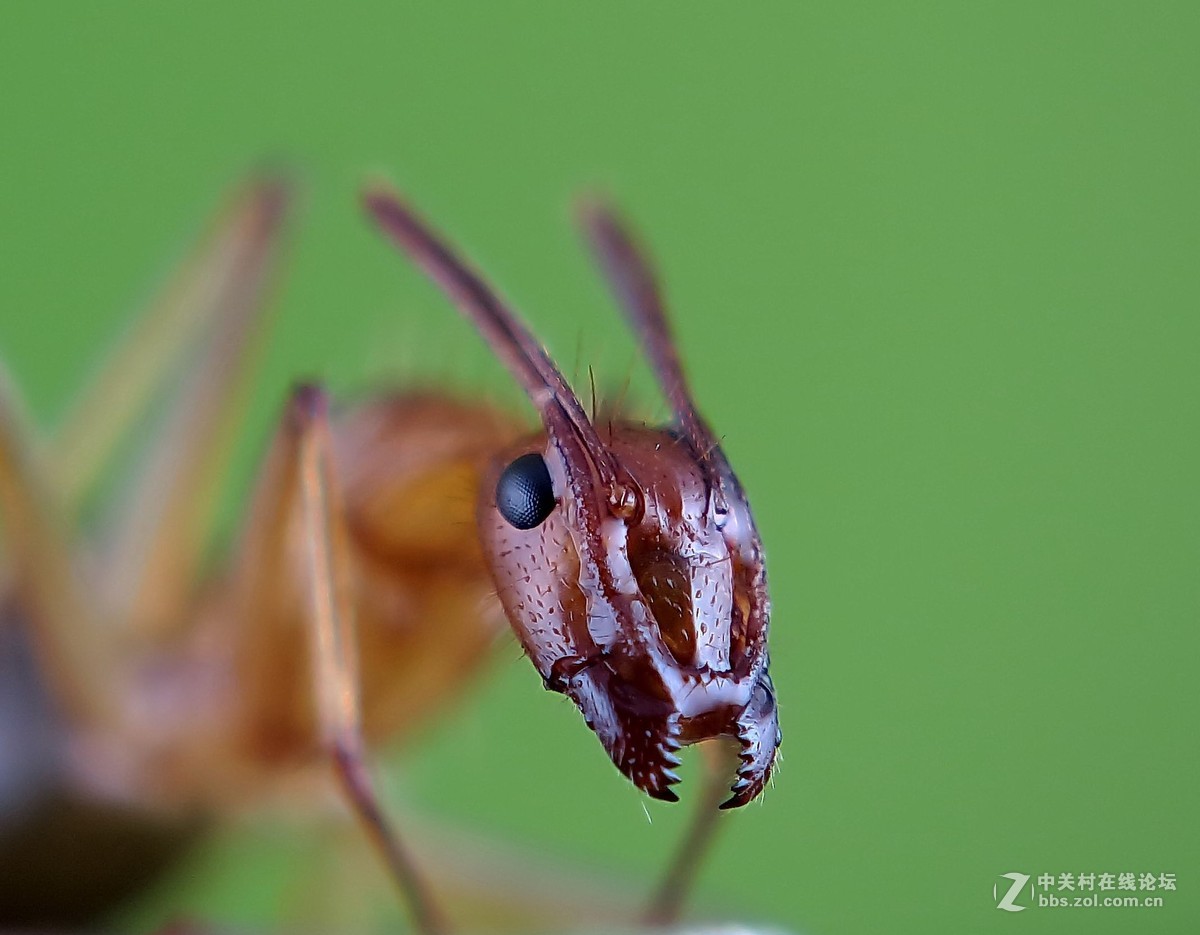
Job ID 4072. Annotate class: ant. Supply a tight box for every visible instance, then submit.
[0,176,779,932]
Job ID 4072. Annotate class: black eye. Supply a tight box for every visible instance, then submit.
[496,452,556,530]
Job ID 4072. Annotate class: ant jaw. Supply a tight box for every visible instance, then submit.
[720,668,780,809]
[560,656,780,808]
[565,664,685,803]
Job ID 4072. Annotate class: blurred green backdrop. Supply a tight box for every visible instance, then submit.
[0,3,1196,934]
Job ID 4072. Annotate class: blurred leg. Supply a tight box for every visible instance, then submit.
[644,740,735,926]
[293,384,449,935]
[100,178,291,644]
[49,177,291,517]
[0,368,118,730]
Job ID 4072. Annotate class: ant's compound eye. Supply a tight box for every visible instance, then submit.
[496,452,556,530]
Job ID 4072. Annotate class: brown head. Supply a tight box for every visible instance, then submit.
[366,190,778,808]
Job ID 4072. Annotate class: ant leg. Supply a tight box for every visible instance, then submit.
[49,177,291,517]
[99,179,290,645]
[643,740,735,926]
[0,179,287,730]
[0,369,118,730]
[293,385,449,935]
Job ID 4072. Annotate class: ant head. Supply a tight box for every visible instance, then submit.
[366,190,778,807]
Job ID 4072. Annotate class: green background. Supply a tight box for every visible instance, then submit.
[1,3,1196,933]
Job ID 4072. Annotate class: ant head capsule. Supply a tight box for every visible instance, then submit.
[368,190,778,810]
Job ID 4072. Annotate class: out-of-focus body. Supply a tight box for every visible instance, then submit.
[0,386,517,925]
